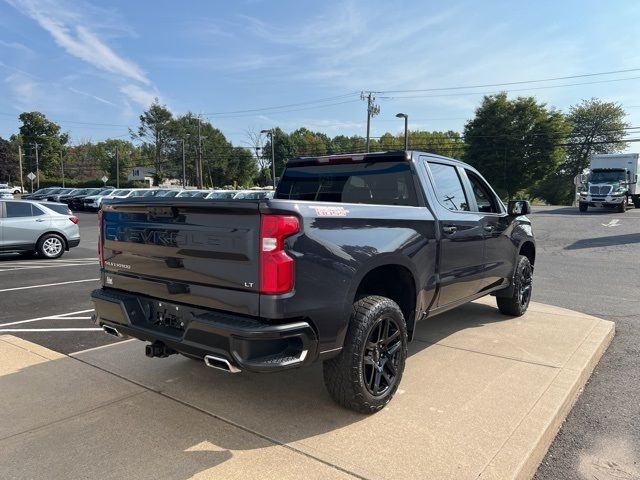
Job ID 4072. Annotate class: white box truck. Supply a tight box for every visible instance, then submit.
[578,153,640,212]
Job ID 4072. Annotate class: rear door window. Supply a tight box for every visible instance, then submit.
[276,161,419,206]
[427,162,469,212]
[5,202,35,218]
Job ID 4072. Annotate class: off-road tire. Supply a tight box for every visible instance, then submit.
[497,255,533,316]
[323,295,408,414]
[578,202,588,212]
[36,233,65,259]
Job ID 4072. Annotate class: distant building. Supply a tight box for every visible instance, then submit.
[127,166,155,186]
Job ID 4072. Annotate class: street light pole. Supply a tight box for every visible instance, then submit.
[33,143,41,189]
[261,129,276,189]
[18,145,24,194]
[396,113,408,151]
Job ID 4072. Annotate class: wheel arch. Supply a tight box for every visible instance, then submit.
[350,261,418,339]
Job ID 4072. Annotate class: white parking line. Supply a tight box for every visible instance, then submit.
[0,258,98,272]
[71,338,135,355]
[0,278,99,293]
[0,309,94,327]
[0,328,103,332]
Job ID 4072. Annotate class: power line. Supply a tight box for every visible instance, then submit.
[376,67,640,94]
[378,76,640,100]
[203,92,360,116]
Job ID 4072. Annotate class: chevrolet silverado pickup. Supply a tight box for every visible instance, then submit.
[91,151,535,413]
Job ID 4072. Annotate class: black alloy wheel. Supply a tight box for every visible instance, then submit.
[363,316,402,396]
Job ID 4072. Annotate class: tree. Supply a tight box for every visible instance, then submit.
[131,99,173,182]
[0,137,17,183]
[464,93,570,199]
[563,98,628,177]
[12,112,69,180]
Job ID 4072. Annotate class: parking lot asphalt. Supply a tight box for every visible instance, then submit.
[1,204,638,478]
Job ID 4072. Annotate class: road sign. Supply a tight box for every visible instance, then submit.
[101,175,108,184]
[27,172,36,181]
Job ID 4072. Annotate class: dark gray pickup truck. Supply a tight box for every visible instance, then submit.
[92,151,535,413]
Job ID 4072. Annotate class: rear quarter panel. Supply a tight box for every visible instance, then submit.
[260,200,438,353]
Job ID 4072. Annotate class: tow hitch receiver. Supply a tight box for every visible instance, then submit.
[145,341,176,358]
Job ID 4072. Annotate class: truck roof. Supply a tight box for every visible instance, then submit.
[287,150,467,167]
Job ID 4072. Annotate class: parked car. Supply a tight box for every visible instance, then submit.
[0,192,13,199]
[205,190,240,199]
[22,187,59,200]
[69,188,112,210]
[176,190,210,198]
[57,188,88,204]
[47,188,75,202]
[92,151,536,413]
[234,190,274,200]
[0,199,80,258]
[0,184,23,194]
[155,189,183,198]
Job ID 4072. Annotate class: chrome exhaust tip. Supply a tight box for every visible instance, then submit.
[204,354,241,373]
[102,324,122,338]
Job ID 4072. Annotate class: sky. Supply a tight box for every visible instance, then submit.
[1,0,640,151]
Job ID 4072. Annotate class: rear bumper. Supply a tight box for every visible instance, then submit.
[90,288,318,372]
[68,238,80,248]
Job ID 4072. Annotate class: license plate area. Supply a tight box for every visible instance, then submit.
[141,299,191,335]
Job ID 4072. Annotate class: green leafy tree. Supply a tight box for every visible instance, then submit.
[131,99,173,182]
[564,98,628,177]
[464,93,570,199]
[12,112,69,180]
[0,137,17,183]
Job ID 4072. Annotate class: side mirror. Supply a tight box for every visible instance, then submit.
[508,200,531,216]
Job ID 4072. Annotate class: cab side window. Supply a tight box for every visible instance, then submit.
[466,171,500,214]
[427,162,469,211]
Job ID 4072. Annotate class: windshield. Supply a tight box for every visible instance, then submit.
[590,170,626,183]
[156,190,180,197]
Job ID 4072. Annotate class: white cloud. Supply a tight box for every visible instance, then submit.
[119,84,158,108]
[5,0,149,84]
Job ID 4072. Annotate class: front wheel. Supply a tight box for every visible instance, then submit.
[578,202,588,212]
[617,199,627,213]
[37,233,65,259]
[323,295,408,414]
[497,255,533,316]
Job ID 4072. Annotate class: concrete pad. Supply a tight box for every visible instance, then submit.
[73,299,614,480]
[0,390,351,479]
[0,335,144,440]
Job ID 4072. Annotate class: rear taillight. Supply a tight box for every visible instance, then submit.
[97,209,105,268]
[259,215,300,294]
[68,216,79,224]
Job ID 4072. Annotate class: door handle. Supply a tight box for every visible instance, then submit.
[483,225,494,232]
[442,225,457,234]
[35,219,46,222]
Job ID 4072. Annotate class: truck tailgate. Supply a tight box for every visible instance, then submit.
[101,200,260,314]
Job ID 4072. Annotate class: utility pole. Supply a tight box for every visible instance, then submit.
[181,139,186,187]
[115,147,120,188]
[361,92,380,153]
[196,116,203,189]
[33,142,41,189]
[60,150,65,187]
[18,145,24,194]
[260,129,276,188]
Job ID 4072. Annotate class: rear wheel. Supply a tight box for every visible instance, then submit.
[633,197,640,209]
[37,233,65,259]
[578,202,588,212]
[323,295,408,414]
[497,255,533,316]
